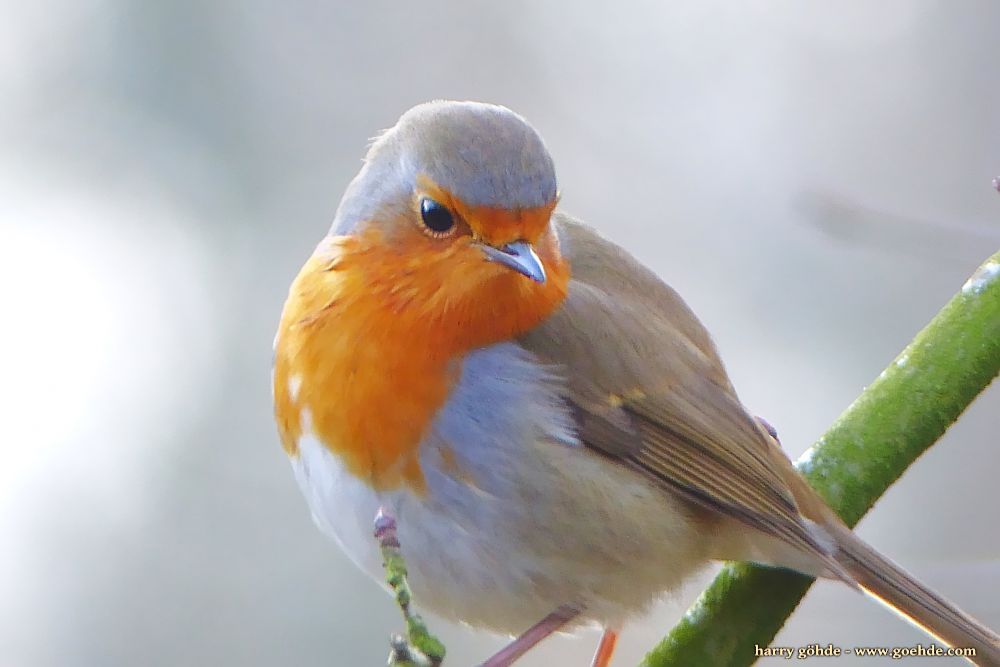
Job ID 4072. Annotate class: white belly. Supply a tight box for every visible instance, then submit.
[291,431,385,581]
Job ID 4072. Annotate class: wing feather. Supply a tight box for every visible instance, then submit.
[520,214,849,579]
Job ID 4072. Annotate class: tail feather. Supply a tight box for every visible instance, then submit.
[834,530,1000,666]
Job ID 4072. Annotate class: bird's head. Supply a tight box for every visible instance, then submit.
[276,102,570,481]
[318,100,570,351]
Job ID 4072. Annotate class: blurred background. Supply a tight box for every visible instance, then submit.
[2,1,998,665]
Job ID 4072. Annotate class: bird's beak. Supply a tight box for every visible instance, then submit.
[477,240,546,283]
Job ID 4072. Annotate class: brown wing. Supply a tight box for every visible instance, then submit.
[519,214,848,577]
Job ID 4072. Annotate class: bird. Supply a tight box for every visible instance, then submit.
[272,100,1000,666]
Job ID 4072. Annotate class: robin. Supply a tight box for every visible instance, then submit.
[272,101,1000,666]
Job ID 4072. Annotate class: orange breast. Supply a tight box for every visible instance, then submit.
[274,239,451,492]
[273,226,569,492]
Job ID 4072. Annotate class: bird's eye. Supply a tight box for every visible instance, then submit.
[419,198,456,236]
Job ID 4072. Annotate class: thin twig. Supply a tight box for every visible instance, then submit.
[375,508,446,667]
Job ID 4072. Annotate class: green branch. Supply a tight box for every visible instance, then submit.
[375,509,446,667]
[641,249,1000,667]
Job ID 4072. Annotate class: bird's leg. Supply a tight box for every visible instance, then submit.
[479,605,580,667]
[590,628,618,667]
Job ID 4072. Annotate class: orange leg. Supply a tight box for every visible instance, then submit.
[590,628,619,667]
